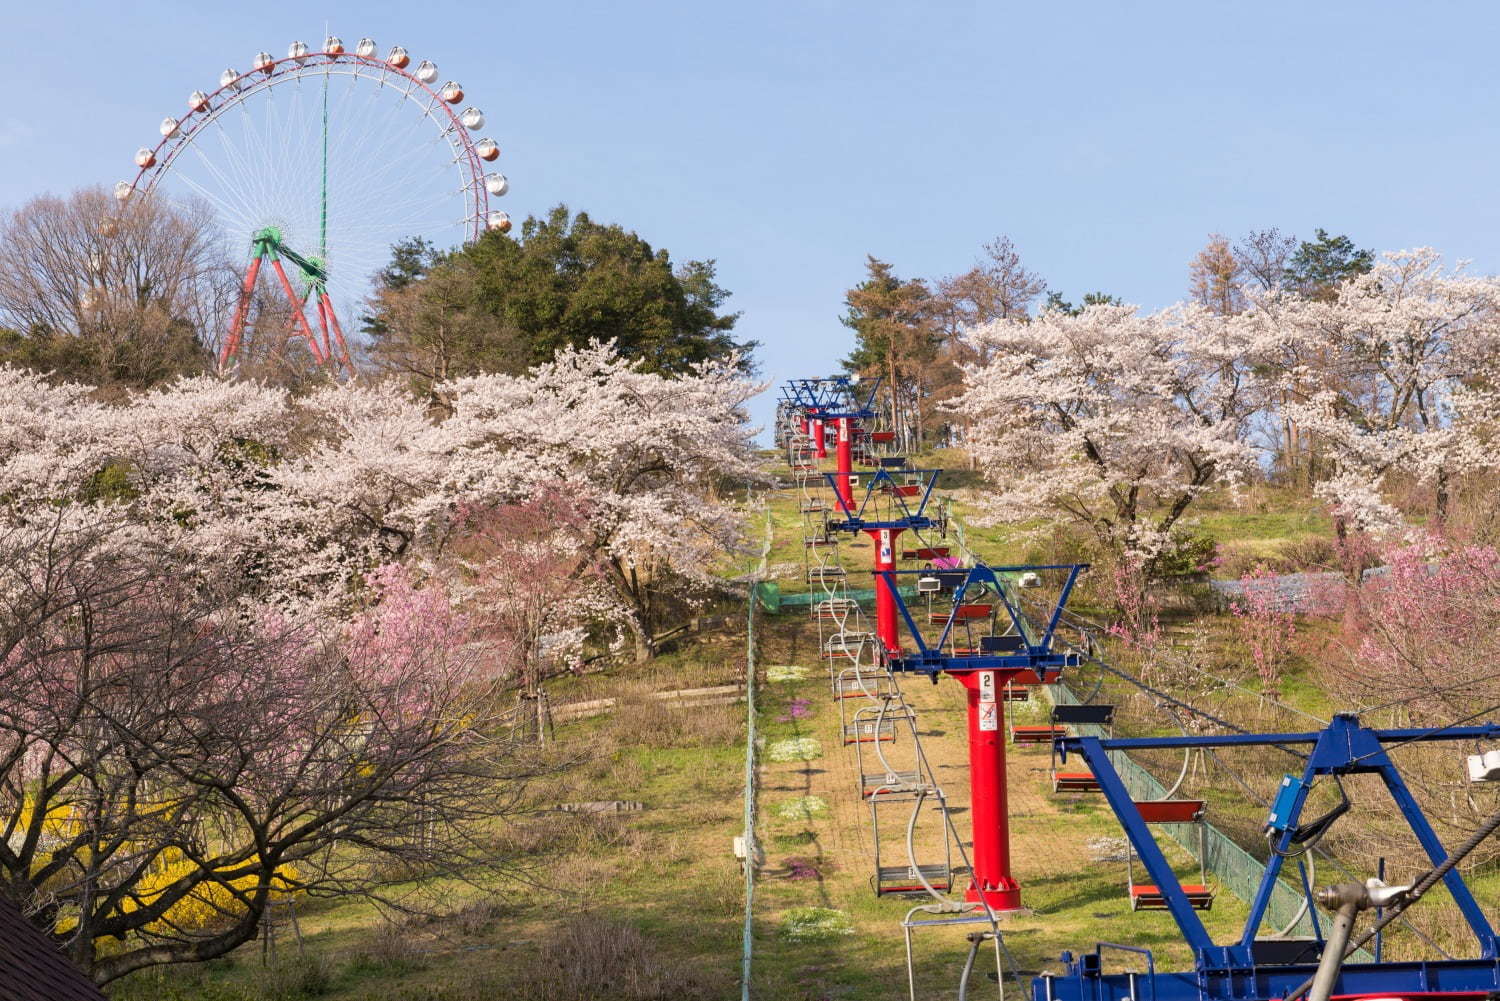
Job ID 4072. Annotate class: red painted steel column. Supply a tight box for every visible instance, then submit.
[954,670,1023,912]
[868,526,903,653]
[799,415,809,439]
[812,417,827,458]
[220,255,264,369]
[834,417,854,511]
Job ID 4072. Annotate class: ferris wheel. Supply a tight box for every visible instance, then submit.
[117,36,511,376]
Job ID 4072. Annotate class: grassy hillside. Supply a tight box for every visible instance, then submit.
[108,460,1494,999]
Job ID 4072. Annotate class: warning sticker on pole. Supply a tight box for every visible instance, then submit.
[978,702,999,732]
[978,671,996,704]
[878,529,892,564]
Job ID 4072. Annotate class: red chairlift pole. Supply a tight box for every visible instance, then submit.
[955,669,1021,910]
[867,524,902,653]
[879,563,1086,915]
[834,416,855,512]
[812,415,827,459]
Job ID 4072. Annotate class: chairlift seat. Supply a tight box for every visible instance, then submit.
[871,431,896,443]
[878,457,909,469]
[1134,800,1206,824]
[980,635,1025,653]
[876,864,954,896]
[1249,938,1323,965]
[814,599,859,620]
[882,484,921,498]
[861,771,931,799]
[835,669,892,699]
[1000,683,1031,702]
[1011,725,1066,744]
[902,546,952,560]
[1053,772,1101,793]
[1130,884,1213,910]
[844,717,897,744]
[1050,704,1116,726]
[951,603,992,621]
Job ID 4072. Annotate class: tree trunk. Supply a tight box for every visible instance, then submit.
[1435,466,1450,527]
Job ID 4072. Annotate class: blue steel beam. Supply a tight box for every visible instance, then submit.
[1041,714,1500,1000]
[876,563,1086,677]
[822,466,940,526]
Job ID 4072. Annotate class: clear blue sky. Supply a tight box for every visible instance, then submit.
[6,1,1500,436]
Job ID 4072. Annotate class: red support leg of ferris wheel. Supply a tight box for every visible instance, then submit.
[314,293,334,362]
[268,257,326,364]
[221,255,264,370]
[323,291,353,371]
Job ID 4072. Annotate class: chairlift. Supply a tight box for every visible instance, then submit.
[931,601,992,625]
[1048,703,1116,792]
[1011,722,1067,745]
[813,597,859,620]
[854,702,958,898]
[1126,799,1214,911]
[844,701,906,745]
[833,663,892,700]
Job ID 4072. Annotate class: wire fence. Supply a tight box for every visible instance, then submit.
[740,509,772,1001]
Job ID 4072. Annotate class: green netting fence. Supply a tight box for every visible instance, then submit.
[754,580,919,613]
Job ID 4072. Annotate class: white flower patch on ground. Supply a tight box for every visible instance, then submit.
[766,664,808,683]
[779,906,855,942]
[767,737,821,762]
[774,795,828,820]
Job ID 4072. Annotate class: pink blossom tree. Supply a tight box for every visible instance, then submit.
[453,491,617,692]
[1227,567,1298,693]
[1330,541,1500,722]
[0,515,528,984]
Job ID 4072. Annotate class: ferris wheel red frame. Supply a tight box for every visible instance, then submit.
[119,39,509,376]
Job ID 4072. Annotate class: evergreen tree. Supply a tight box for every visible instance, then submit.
[1284,228,1374,300]
[366,205,752,383]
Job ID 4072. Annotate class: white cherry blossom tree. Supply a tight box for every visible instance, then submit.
[948,302,1263,568]
[1243,249,1500,534]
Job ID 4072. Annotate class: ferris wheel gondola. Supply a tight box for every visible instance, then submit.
[116,35,512,376]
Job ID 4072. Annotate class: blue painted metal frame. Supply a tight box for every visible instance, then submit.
[1037,714,1500,1000]
[784,375,882,422]
[874,563,1086,678]
[819,375,882,421]
[821,466,940,526]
